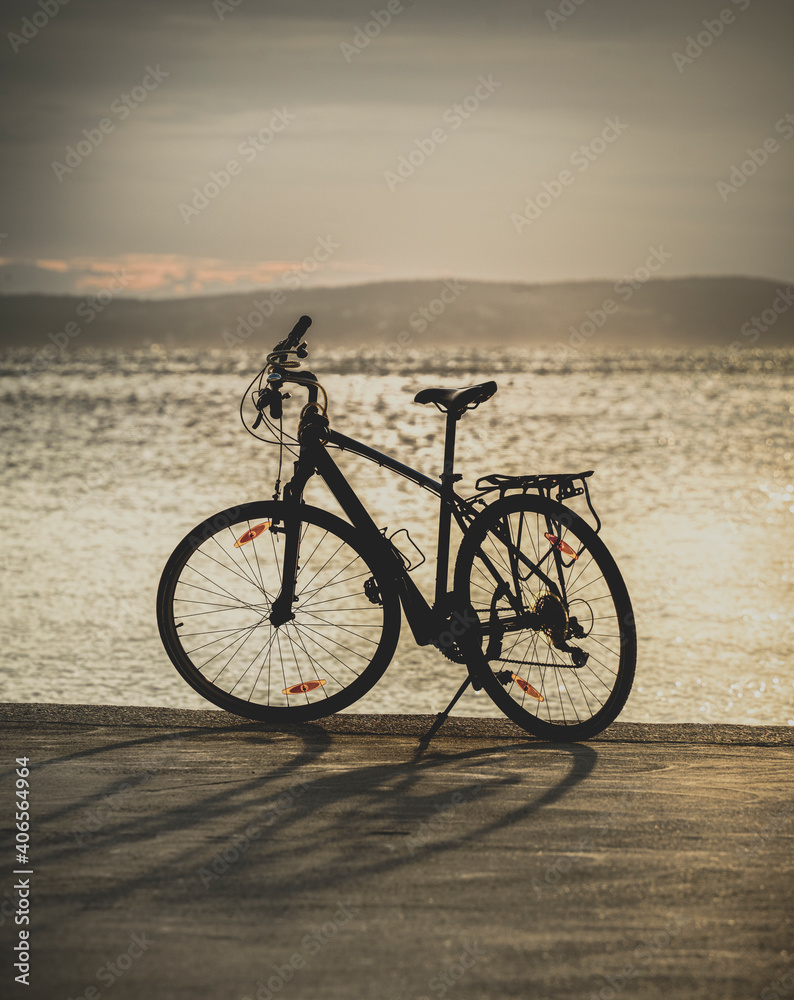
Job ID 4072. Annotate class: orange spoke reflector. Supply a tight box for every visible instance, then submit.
[511,673,544,702]
[545,533,578,559]
[234,521,272,547]
[283,679,327,695]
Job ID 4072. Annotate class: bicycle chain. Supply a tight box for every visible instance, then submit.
[496,657,586,669]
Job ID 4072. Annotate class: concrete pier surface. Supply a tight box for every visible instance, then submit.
[1,703,792,1000]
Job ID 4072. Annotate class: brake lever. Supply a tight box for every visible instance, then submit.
[251,389,267,429]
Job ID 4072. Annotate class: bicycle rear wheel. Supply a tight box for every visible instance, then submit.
[454,493,636,740]
[157,501,400,722]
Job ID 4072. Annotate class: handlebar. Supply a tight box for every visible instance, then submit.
[250,315,323,429]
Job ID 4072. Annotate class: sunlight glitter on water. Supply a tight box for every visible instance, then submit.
[1,346,792,724]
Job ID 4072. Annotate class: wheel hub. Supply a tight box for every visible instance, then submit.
[532,591,569,644]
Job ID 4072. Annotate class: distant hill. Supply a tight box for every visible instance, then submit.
[0,276,792,352]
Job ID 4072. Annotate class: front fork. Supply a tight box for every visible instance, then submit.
[268,453,316,628]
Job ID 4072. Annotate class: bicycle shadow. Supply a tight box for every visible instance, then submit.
[28,719,599,929]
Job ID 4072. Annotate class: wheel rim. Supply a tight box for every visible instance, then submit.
[164,510,390,712]
[464,500,631,731]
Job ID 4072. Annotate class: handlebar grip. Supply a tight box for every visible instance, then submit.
[287,315,312,346]
[271,315,312,360]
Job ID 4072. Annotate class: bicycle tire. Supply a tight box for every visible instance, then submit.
[454,493,636,740]
[157,501,401,722]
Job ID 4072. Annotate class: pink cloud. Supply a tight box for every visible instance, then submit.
[49,254,340,293]
[35,258,70,272]
[2,253,387,297]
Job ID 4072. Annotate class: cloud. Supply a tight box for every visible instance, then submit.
[0,254,385,297]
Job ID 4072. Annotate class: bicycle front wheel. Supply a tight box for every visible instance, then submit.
[454,493,636,740]
[157,502,401,722]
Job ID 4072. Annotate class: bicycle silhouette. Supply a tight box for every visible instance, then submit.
[157,316,636,741]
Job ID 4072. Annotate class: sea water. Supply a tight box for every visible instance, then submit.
[1,345,792,725]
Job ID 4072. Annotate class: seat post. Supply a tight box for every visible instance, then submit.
[434,408,462,608]
[442,407,458,483]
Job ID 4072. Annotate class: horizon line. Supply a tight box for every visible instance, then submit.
[0,271,791,305]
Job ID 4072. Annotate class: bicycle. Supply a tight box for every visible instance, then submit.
[156,316,637,741]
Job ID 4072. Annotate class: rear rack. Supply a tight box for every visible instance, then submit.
[472,471,601,534]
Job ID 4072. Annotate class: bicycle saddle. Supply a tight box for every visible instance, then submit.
[414,381,497,412]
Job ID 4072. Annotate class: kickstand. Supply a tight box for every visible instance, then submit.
[420,676,472,745]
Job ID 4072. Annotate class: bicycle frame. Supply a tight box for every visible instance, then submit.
[269,422,479,647]
[267,414,570,657]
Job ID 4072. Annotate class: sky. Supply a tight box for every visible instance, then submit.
[0,0,792,298]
